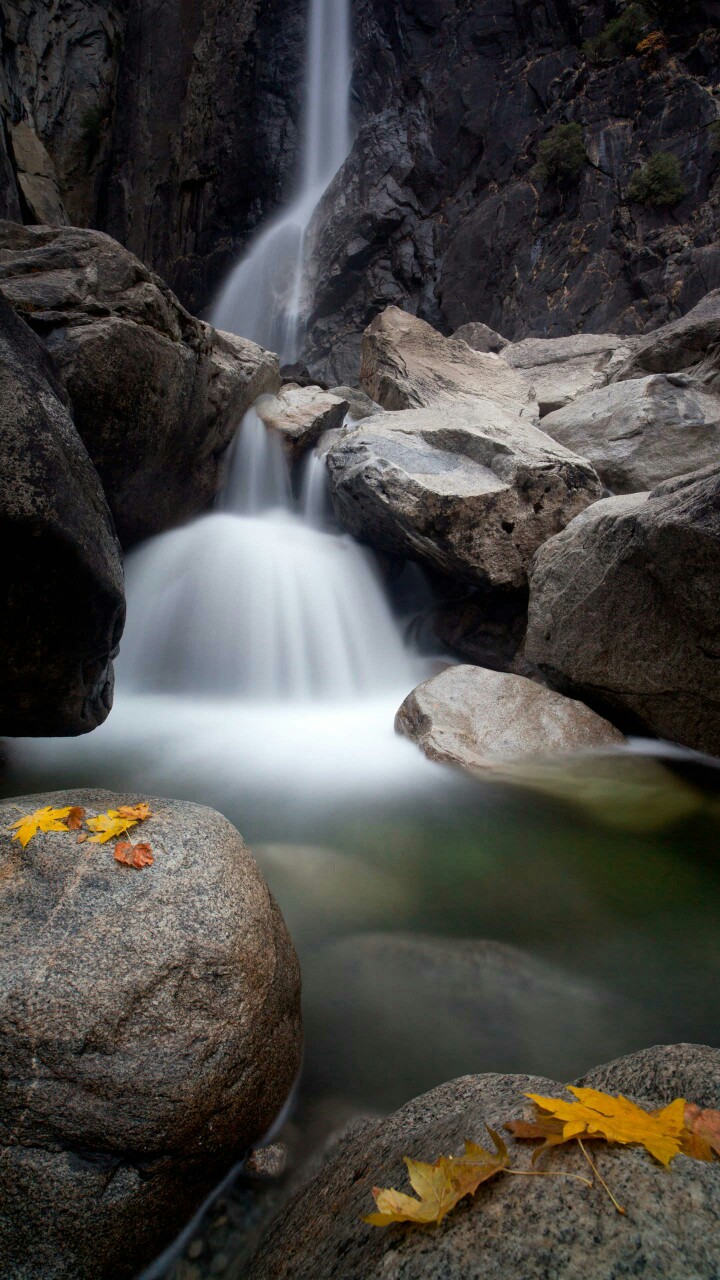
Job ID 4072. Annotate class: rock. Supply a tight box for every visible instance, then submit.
[0,221,280,547]
[303,934,630,1109]
[245,1045,720,1280]
[503,333,636,416]
[613,288,720,383]
[0,788,302,1280]
[329,385,383,421]
[9,121,69,225]
[577,1042,720,1111]
[525,467,720,755]
[395,665,624,771]
[256,386,349,459]
[359,307,538,419]
[0,292,124,736]
[429,587,530,676]
[540,375,720,493]
[452,321,508,353]
[326,404,602,589]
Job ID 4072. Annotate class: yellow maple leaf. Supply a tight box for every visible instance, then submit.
[85,811,139,845]
[10,806,74,849]
[364,1130,509,1227]
[525,1087,687,1167]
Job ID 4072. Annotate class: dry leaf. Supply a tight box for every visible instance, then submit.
[365,1129,509,1227]
[10,806,74,849]
[114,841,154,869]
[683,1104,720,1161]
[115,802,152,822]
[64,806,86,830]
[524,1087,687,1167]
[86,811,139,845]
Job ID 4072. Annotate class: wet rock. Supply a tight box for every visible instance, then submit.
[257,386,348,459]
[245,1045,720,1280]
[326,404,602,589]
[396,665,624,771]
[541,375,720,493]
[525,467,720,755]
[452,321,508,353]
[0,788,302,1280]
[359,307,538,419]
[0,221,280,547]
[503,333,636,416]
[0,292,124,736]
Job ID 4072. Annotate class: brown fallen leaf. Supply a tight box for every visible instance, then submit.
[10,806,75,849]
[114,841,154,870]
[522,1087,687,1167]
[76,833,89,844]
[683,1104,720,1161]
[64,806,86,830]
[116,802,152,822]
[364,1129,509,1227]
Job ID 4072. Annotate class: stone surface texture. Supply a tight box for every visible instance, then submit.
[245,1044,720,1280]
[541,374,720,494]
[452,321,508,353]
[525,467,720,755]
[257,385,348,459]
[0,292,124,736]
[0,220,279,547]
[326,403,602,588]
[395,664,624,771]
[503,332,636,416]
[0,789,302,1280]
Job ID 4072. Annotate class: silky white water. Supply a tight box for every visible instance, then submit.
[210,0,352,360]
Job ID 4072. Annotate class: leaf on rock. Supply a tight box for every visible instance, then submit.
[683,1104,720,1161]
[524,1087,687,1166]
[10,806,74,849]
[114,840,154,869]
[64,806,86,830]
[364,1129,509,1227]
[116,802,152,822]
[86,811,139,845]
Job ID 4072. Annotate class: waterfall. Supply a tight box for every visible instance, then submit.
[210,0,352,362]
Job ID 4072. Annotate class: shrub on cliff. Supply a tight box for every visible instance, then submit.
[583,4,650,61]
[626,152,686,206]
[533,124,587,187]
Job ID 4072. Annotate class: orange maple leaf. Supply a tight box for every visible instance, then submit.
[115,802,152,822]
[114,841,154,869]
[64,806,86,830]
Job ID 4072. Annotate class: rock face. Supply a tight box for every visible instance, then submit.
[326,404,602,588]
[303,934,630,1108]
[0,789,302,1280]
[360,307,537,419]
[246,1044,720,1280]
[395,665,624,771]
[525,468,720,755]
[541,375,720,494]
[503,333,635,416]
[0,221,280,547]
[257,385,348,459]
[452,322,508,353]
[0,293,124,736]
[613,288,720,383]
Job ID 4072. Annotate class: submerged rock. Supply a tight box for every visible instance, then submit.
[359,307,537,419]
[503,332,636,417]
[326,404,602,589]
[0,221,280,547]
[257,385,348,459]
[0,292,124,736]
[541,375,720,494]
[0,789,302,1280]
[525,467,720,756]
[396,665,624,771]
[245,1045,720,1280]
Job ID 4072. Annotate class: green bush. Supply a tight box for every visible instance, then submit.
[626,152,686,206]
[583,4,650,61]
[533,123,587,187]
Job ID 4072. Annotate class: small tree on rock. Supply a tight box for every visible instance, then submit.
[533,123,587,187]
[626,152,685,206]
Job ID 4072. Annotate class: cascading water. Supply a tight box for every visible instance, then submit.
[211,0,352,361]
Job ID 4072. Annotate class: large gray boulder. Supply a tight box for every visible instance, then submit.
[246,1044,720,1280]
[451,321,508,354]
[613,288,720,384]
[503,333,637,416]
[326,404,602,589]
[303,934,632,1108]
[0,789,302,1280]
[395,665,624,771]
[541,375,720,493]
[0,221,280,547]
[257,385,348,459]
[525,467,720,756]
[359,307,537,420]
[0,292,124,736]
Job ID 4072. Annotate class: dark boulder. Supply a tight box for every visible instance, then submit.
[0,291,124,736]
